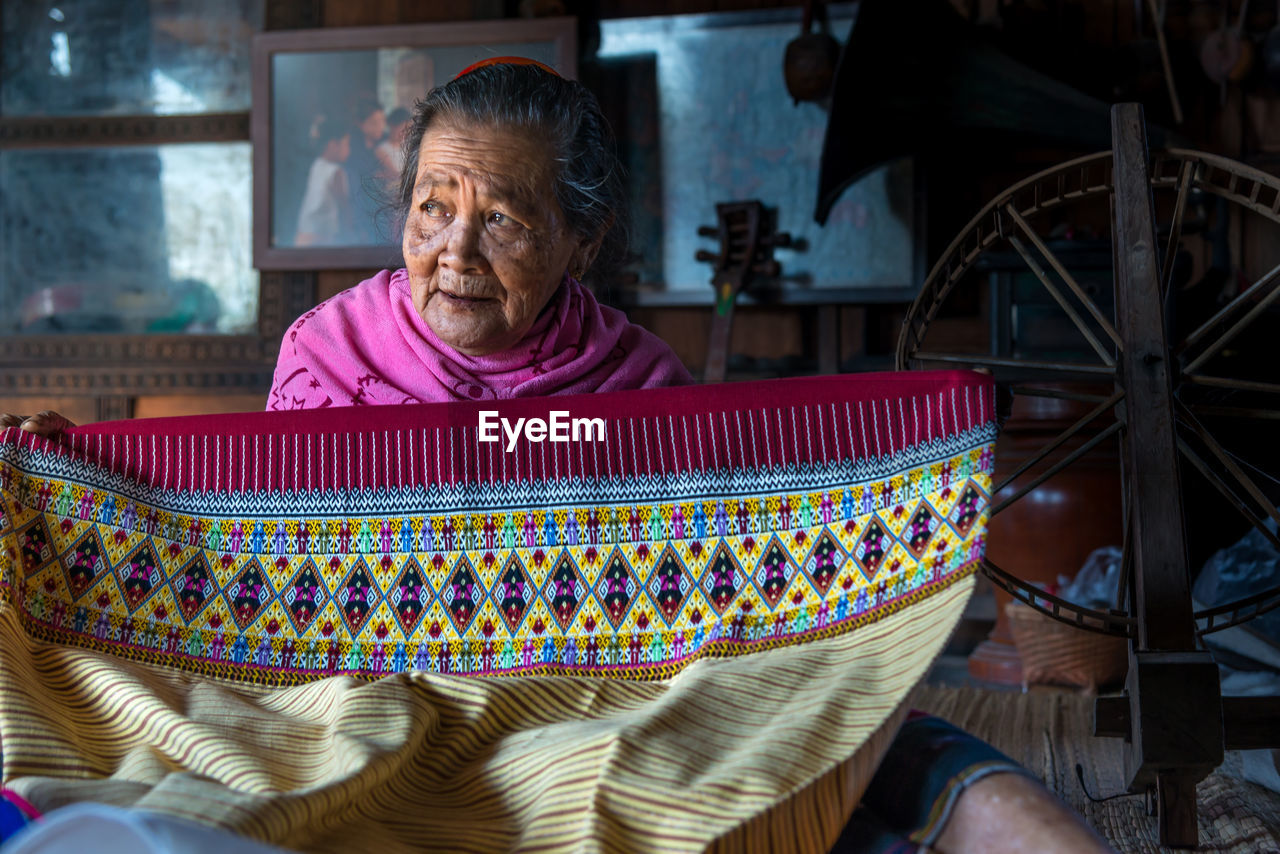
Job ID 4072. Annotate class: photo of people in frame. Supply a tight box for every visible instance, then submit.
[269,41,559,251]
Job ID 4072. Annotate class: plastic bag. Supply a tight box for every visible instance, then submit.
[1056,546,1122,610]
[1194,519,1280,649]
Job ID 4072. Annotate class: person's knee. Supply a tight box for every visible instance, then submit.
[936,772,1115,854]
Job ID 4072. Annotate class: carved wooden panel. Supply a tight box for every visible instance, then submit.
[0,337,268,366]
[258,271,319,341]
[0,114,249,149]
[95,396,135,422]
[1,365,276,395]
[0,272,314,397]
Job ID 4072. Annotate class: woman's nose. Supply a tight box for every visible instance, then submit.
[439,217,489,275]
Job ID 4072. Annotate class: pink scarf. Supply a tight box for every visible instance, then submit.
[268,269,692,409]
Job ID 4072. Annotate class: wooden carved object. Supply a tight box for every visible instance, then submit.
[695,201,790,383]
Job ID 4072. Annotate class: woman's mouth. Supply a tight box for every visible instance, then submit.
[442,291,493,304]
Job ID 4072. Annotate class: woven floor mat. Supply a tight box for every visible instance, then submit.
[911,685,1280,854]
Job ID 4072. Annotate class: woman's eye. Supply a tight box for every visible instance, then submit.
[421,201,448,218]
[488,211,518,228]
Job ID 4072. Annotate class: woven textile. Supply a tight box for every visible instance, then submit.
[0,371,994,853]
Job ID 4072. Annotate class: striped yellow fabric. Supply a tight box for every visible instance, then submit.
[0,576,973,853]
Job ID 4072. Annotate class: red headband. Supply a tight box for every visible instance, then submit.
[453,56,560,79]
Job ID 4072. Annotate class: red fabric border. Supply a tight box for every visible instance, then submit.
[3,372,994,494]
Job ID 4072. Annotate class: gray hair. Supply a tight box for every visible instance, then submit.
[395,64,629,280]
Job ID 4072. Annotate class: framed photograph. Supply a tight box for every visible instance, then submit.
[252,19,577,270]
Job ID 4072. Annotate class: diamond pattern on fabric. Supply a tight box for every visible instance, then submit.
[754,538,797,609]
[541,552,587,632]
[648,546,693,626]
[700,541,745,616]
[389,557,431,636]
[119,541,163,612]
[443,555,481,634]
[903,501,942,559]
[595,549,638,629]
[802,528,845,596]
[853,517,891,581]
[227,559,273,629]
[171,552,217,622]
[61,529,107,599]
[283,559,329,634]
[948,481,985,538]
[493,554,533,634]
[337,559,379,636]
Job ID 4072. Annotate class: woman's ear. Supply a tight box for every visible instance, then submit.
[571,245,600,279]
[570,217,612,278]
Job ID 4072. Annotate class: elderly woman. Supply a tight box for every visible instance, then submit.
[269,61,689,409]
[1,61,1110,854]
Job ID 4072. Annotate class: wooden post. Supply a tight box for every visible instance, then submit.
[1111,104,1196,652]
[1109,103,1223,849]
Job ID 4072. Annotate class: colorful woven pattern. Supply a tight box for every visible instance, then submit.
[0,371,995,853]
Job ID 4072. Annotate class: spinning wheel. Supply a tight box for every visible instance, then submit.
[895,104,1280,847]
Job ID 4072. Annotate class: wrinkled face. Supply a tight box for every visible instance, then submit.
[402,119,592,356]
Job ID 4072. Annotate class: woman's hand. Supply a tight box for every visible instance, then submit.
[0,410,75,437]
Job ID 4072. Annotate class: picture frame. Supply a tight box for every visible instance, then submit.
[251,18,577,271]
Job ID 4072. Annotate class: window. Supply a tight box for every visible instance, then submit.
[0,0,263,336]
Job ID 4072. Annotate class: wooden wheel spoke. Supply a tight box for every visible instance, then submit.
[1176,403,1280,532]
[908,351,1114,376]
[1004,204,1123,354]
[895,154,1115,365]
[1175,438,1280,553]
[1185,403,1280,421]
[1180,261,1280,374]
[994,390,1125,496]
[1182,375,1280,395]
[1160,161,1195,299]
[992,420,1123,516]
[1006,233,1117,367]
[982,557,1134,637]
[1008,385,1111,404]
[1196,583,1280,636]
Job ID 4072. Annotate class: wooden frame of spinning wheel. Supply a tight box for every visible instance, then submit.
[897,103,1280,847]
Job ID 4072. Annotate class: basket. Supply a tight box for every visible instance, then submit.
[1005,600,1129,692]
